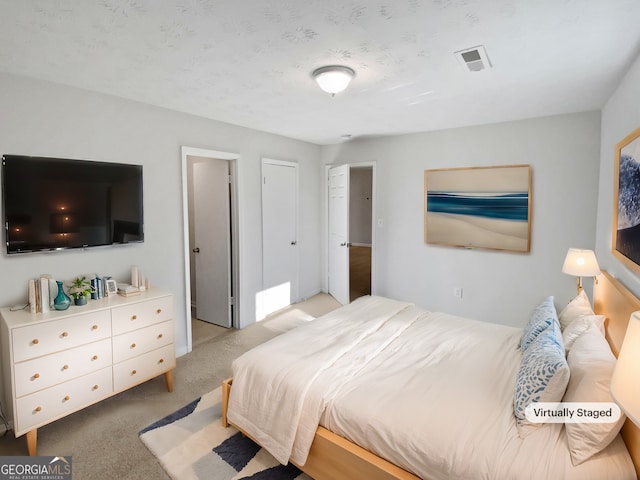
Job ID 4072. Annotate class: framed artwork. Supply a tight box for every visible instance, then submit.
[105,279,118,297]
[612,128,640,271]
[424,164,532,252]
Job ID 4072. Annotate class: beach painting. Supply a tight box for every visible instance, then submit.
[424,165,532,252]
[613,128,640,271]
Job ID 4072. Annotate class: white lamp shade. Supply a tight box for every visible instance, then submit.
[611,311,640,426]
[561,248,601,277]
[312,66,355,95]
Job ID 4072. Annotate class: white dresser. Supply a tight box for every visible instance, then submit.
[0,289,175,455]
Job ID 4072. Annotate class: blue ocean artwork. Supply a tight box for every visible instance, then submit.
[427,192,529,221]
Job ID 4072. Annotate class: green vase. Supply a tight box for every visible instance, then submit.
[53,281,71,310]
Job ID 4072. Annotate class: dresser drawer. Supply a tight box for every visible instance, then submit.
[113,344,175,393]
[112,320,174,363]
[15,367,113,434]
[12,311,111,362]
[111,296,173,335]
[14,338,112,398]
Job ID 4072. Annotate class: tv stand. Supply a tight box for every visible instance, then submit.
[0,289,175,455]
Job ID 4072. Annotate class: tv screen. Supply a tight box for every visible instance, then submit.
[2,154,144,254]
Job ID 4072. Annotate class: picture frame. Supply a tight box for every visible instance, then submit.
[612,128,640,271]
[424,164,532,252]
[105,279,118,297]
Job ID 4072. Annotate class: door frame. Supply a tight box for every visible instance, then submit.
[181,146,240,353]
[259,158,299,319]
[324,162,377,299]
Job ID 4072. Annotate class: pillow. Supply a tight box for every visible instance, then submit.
[520,296,558,352]
[563,323,626,465]
[514,320,570,437]
[558,290,595,331]
[562,314,605,354]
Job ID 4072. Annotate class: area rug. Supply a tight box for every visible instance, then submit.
[139,387,311,480]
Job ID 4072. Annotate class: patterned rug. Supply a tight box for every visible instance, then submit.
[139,387,311,480]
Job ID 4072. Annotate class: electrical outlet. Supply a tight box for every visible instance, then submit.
[454,287,463,299]
[377,218,383,227]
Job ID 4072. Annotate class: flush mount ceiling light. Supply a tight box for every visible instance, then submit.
[312,65,355,95]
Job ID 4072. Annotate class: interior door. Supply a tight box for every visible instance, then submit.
[192,159,232,327]
[261,160,298,318]
[329,164,350,305]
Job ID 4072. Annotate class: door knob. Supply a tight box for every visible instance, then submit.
[290,241,297,245]
[192,247,200,253]
[340,242,347,246]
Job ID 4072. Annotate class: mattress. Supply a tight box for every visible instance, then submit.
[227,296,635,480]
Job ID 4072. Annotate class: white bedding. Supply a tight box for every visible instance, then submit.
[227,296,635,480]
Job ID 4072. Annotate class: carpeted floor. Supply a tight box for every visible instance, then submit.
[139,387,311,480]
[0,293,340,479]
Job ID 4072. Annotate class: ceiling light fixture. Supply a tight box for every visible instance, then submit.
[312,66,355,96]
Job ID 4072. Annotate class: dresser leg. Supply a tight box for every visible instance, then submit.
[26,429,37,456]
[164,370,174,392]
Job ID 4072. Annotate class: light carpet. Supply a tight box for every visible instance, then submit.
[139,387,312,480]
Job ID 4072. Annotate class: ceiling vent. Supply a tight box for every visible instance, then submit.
[455,45,492,72]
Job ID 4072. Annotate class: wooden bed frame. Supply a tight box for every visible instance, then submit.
[221,270,640,480]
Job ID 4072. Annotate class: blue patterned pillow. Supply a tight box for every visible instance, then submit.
[514,320,569,437]
[520,296,558,352]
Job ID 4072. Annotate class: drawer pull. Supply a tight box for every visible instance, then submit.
[92,385,99,391]
[32,373,40,380]
[32,339,39,345]
[92,325,98,330]
[131,343,136,349]
[159,358,164,364]
[64,395,70,401]
[92,355,98,361]
[63,364,69,370]
[157,333,163,339]
[156,308,162,314]
[132,315,137,320]
[35,406,42,413]
[61,331,69,337]
[131,369,137,375]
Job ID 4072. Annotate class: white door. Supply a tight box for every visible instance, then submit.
[192,160,232,327]
[329,164,350,305]
[261,160,298,318]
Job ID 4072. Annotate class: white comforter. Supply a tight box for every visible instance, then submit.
[227,296,635,480]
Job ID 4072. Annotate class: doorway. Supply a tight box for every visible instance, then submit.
[349,166,373,301]
[181,147,240,354]
[327,163,375,305]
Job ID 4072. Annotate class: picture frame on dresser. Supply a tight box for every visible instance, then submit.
[105,279,118,296]
[612,128,640,272]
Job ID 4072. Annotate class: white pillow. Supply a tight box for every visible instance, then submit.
[520,296,558,352]
[514,320,569,437]
[562,314,606,354]
[558,290,595,331]
[563,323,626,465]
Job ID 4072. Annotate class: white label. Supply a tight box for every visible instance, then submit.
[525,402,621,423]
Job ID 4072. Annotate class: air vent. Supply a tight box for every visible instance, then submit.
[455,45,492,72]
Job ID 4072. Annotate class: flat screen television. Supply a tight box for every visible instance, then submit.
[2,154,144,254]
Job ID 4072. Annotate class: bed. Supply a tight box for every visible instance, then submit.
[221,270,640,479]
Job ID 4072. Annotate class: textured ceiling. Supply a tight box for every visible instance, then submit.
[1,0,639,145]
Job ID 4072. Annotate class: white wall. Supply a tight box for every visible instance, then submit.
[0,72,323,355]
[321,112,602,327]
[596,52,640,292]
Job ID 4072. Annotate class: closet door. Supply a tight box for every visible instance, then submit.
[261,159,298,318]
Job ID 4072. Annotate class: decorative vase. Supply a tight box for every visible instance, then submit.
[74,296,87,306]
[53,281,71,311]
